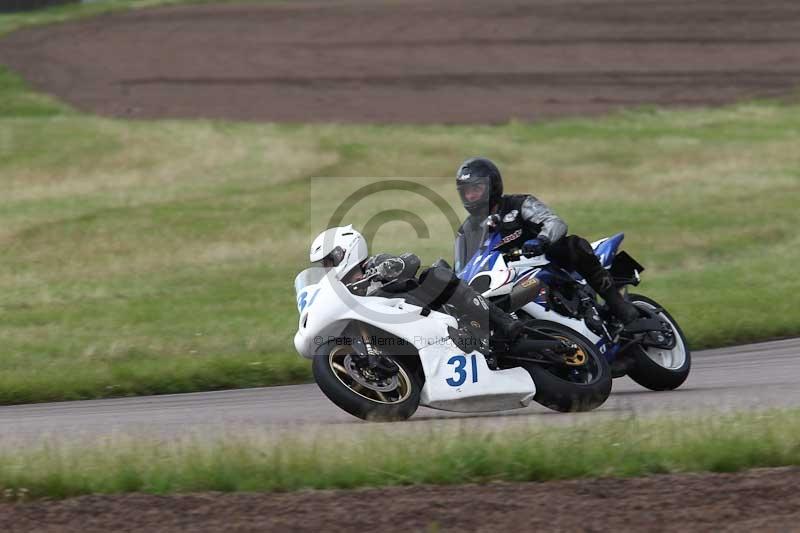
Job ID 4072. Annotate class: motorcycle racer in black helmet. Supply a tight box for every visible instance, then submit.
[454,157,640,327]
[456,157,503,218]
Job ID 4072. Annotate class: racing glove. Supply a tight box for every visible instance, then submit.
[373,257,406,281]
[521,236,550,257]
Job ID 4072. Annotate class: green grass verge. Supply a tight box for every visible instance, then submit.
[1,3,799,404]
[1,410,799,499]
[0,0,292,38]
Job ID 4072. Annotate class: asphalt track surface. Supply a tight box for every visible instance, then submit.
[2,0,800,123]
[1,338,798,446]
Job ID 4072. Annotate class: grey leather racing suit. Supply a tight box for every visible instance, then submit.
[455,194,567,273]
[453,193,640,324]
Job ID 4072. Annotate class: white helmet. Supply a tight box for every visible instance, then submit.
[309,225,368,280]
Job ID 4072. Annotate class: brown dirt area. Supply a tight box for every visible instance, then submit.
[2,468,800,532]
[2,0,800,123]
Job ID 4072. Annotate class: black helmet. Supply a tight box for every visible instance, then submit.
[456,157,503,216]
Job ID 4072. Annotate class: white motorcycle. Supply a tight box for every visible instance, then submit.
[294,232,612,422]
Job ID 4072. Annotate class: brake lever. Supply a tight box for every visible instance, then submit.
[345,271,380,291]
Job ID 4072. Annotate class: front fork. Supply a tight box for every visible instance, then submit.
[347,322,401,379]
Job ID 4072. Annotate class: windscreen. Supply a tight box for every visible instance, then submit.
[294,267,328,297]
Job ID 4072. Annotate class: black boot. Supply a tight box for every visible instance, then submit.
[589,271,639,326]
[448,281,522,340]
[418,266,523,353]
[489,303,524,344]
[445,282,523,357]
[602,287,640,326]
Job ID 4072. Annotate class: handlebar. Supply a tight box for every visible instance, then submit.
[504,247,548,264]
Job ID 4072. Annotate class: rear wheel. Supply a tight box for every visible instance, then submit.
[509,320,612,412]
[624,294,691,391]
[312,339,421,421]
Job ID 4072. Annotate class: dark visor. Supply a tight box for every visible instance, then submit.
[318,246,345,268]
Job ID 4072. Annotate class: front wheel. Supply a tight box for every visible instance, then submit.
[510,320,612,412]
[312,339,421,422]
[624,294,691,391]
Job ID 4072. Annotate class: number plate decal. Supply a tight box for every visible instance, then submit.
[446,354,479,387]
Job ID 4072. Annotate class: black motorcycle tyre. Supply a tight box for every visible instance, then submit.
[312,339,421,422]
[623,294,691,391]
[511,320,612,412]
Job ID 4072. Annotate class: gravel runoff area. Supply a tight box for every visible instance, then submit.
[3,468,800,532]
[1,0,800,123]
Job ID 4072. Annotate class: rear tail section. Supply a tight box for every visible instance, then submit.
[592,232,625,268]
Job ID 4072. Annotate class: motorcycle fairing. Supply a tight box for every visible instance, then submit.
[458,232,504,281]
[419,347,536,412]
[591,232,625,268]
[293,272,536,413]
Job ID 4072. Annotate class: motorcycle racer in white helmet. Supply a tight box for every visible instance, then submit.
[308,225,525,361]
[309,224,369,280]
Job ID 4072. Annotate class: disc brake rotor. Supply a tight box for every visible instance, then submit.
[343,355,399,392]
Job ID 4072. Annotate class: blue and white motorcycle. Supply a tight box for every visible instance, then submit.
[458,218,691,391]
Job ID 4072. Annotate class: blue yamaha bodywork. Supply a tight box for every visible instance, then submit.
[456,231,627,362]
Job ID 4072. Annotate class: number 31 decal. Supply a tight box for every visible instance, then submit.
[297,288,320,313]
[446,354,479,387]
